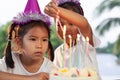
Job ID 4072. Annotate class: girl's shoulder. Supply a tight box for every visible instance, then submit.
[0,57,8,71]
[42,57,58,72]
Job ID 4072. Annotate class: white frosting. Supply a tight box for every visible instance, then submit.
[50,75,97,80]
[50,67,98,80]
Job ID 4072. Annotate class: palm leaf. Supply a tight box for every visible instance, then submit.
[94,0,120,17]
[96,17,120,35]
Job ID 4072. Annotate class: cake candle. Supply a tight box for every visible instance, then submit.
[68,35,72,68]
[63,25,66,67]
[85,36,89,66]
[76,34,80,67]
[82,36,86,67]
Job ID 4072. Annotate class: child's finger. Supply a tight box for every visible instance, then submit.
[51,0,57,6]
[47,2,58,12]
[44,6,57,17]
[51,0,55,3]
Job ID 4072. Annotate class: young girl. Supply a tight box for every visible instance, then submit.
[0,0,57,80]
[44,0,101,79]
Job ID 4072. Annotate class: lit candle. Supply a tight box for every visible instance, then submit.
[68,35,72,68]
[82,36,86,54]
[63,25,66,40]
[81,36,86,67]
[77,34,80,41]
[63,25,66,67]
[76,34,80,67]
[86,37,89,53]
[55,15,65,68]
[85,36,89,66]
[68,35,72,48]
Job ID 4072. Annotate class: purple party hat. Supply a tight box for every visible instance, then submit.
[24,0,41,14]
[12,0,50,27]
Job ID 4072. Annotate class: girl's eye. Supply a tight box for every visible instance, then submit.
[43,38,49,42]
[29,38,36,41]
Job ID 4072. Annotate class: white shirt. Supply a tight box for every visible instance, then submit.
[0,53,57,75]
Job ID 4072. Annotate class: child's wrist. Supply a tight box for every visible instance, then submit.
[29,75,41,80]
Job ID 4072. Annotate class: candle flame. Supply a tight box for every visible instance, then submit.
[77,34,80,41]
[86,36,89,42]
[63,25,66,35]
[63,25,66,39]
[68,35,72,39]
[68,35,72,47]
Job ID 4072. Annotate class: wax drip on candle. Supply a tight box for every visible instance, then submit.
[68,35,72,68]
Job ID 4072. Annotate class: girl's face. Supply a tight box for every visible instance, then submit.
[19,26,49,60]
[57,18,79,46]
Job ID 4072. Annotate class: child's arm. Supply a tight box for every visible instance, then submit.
[0,71,49,80]
[58,7,94,46]
[44,2,94,46]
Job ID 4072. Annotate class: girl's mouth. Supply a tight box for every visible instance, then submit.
[34,52,43,56]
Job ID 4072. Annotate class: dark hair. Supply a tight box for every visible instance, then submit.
[4,20,54,68]
[59,2,84,16]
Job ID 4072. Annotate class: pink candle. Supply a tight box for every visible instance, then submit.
[85,36,89,66]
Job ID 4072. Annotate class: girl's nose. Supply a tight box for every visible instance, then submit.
[36,41,42,48]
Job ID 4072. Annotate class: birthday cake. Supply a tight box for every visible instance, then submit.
[49,35,99,80]
[49,20,99,80]
[50,67,98,80]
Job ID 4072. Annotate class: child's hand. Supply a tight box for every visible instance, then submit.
[44,1,58,18]
[31,72,49,80]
